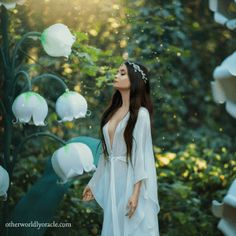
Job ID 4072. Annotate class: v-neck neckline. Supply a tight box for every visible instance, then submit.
[106,111,130,153]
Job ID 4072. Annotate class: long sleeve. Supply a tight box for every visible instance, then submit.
[132,108,151,184]
[87,153,106,209]
[132,107,160,214]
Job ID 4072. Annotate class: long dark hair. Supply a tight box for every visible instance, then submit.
[99,61,154,167]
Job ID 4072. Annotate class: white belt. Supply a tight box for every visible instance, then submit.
[109,154,127,163]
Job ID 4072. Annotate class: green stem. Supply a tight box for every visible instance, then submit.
[1,0,12,176]
[31,73,69,91]
[0,100,6,117]
[0,47,8,69]
[11,70,32,93]
[1,5,10,69]
[9,131,66,178]
[0,5,12,235]
[11,31,41,71]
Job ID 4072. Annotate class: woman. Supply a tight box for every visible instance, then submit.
[82,61,160,236]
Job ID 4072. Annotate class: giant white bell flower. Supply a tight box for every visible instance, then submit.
[12,91,48,126]
[0,0,25,9]
[212,179,236,236]
[209,0,236,30]
[0,165,9,200]
[51,142,96,184]
[211,51,236,119]
[40,23,76,58]
[56,90,89,122]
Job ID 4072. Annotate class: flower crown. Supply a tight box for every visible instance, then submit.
[126,61,148,83]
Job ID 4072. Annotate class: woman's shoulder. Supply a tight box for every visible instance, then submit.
[138,106,150,118]
[134,107,151,134]
[135,106,150,125]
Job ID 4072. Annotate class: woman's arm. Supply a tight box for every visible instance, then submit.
[133,180,142,196]
[126,180,142,218]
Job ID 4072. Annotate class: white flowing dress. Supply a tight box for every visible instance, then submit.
[88,106,160,236]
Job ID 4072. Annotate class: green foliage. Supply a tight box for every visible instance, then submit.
[156,126,236,235]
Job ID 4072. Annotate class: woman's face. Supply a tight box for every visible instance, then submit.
[113,64,131,90]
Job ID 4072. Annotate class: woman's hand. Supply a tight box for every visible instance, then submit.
[82,185,95,201]
[125,180,142,218]
[126,193,139,219]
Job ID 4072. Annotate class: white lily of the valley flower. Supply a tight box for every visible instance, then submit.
[51,142,96,184]
[209,0,236,30]
[40,23,76,58]
[12,91,48,126]
[212,179,236,236]
[211,52,236,119]
[56,91,89,122]
[0,165,9,200]
[0,0,25,9]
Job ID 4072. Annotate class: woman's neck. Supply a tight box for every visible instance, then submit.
[119,89,130,109]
